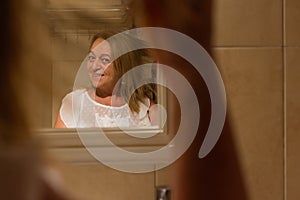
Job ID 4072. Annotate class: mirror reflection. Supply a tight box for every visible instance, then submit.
[9,0,168,132]
[42,0,167,130]
[54,31,160,128]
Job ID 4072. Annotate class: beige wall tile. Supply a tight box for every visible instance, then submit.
[57,164,155,200]
[286,47,300,200]
[212,47,283,200]
[286,0,300,46]
[211,0,282,46]
[155,165,174,187]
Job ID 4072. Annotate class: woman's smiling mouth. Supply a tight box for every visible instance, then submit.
[92,69,105,78]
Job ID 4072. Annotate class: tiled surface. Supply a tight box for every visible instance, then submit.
[286,47,300,200]
[211,0,282,46]
[155,165,173,187]
[286,0,300,45]
[57,164,155,200]
[40,0,299,199]
[211,48,283,200]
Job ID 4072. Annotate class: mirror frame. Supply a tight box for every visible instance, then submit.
[35,127,171,164]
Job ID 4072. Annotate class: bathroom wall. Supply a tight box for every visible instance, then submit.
[56,163,155,200]
[151,0,299,199]
[211,1,283,199]
[210,0,298,199]
[47,1,157,199]
[49,0,300,199]
[18,0,299,199]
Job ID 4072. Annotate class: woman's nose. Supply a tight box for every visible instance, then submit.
[91,58,105,69]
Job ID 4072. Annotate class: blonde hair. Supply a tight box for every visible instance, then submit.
[90,31,156,113]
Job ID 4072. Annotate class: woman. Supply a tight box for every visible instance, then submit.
[55,31,158,128]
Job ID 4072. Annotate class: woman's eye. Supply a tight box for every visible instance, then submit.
[101,57,111,64]
[88,55,96,62]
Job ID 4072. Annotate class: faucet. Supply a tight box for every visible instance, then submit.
[156,186,171,200]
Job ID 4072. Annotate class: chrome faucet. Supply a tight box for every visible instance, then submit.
[156,186,171,200]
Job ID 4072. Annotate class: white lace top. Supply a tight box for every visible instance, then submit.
[59,89,152,128]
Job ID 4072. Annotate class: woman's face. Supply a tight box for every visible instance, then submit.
[87,38,118,97]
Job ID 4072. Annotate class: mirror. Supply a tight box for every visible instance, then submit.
[12,1,187,199]
[15,1,174,169]
[17,0,173,173]
[23,0,168,132]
